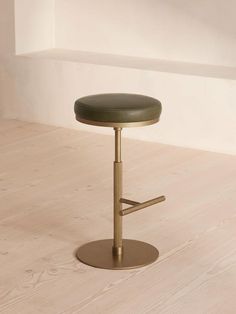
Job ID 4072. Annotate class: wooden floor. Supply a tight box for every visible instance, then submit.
[0,119,236,314]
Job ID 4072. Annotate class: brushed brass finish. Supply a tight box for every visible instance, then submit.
[120,198,140,206]
[114,127,121,162]
[113,128,123,256]
[120,195,166,216]
[76,116,159,128]
[76,239,159,270]
[76,126,165,269]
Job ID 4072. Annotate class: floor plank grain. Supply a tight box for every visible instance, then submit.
[0,119,235,314]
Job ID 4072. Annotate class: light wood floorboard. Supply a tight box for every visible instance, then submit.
[0,119,236,314]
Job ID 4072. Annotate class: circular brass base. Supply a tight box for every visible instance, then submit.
[76,239,159,270]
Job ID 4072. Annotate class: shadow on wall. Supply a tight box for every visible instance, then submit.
[0,0,16,118]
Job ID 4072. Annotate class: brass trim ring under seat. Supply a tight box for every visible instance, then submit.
[76,117,160,128]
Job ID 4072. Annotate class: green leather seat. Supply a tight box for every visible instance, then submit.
[74,93,162,127]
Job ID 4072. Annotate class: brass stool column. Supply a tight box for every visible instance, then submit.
[75,93,165,270]
[113,127,123,257]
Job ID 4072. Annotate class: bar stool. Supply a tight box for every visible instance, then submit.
[74,93,165,269]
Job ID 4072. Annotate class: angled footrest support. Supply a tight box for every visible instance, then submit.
[120,198,140,206]
[120,195,166,216]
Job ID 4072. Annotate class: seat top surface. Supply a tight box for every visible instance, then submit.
[74,93,162,127]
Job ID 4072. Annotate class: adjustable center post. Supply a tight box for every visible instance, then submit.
[113,127,123,257]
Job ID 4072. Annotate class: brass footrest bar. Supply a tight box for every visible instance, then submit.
[120,195,166,216]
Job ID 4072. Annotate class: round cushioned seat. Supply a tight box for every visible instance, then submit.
[74,93,162,127]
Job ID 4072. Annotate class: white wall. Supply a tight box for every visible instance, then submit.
[0,0,16,118]
[55,0,236,67]
[0,0,15,55]
[166,0,236,37]
[6,56,235,155]
[14,0,54,54]
[0,0,236,156]
[15,0,236,67]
